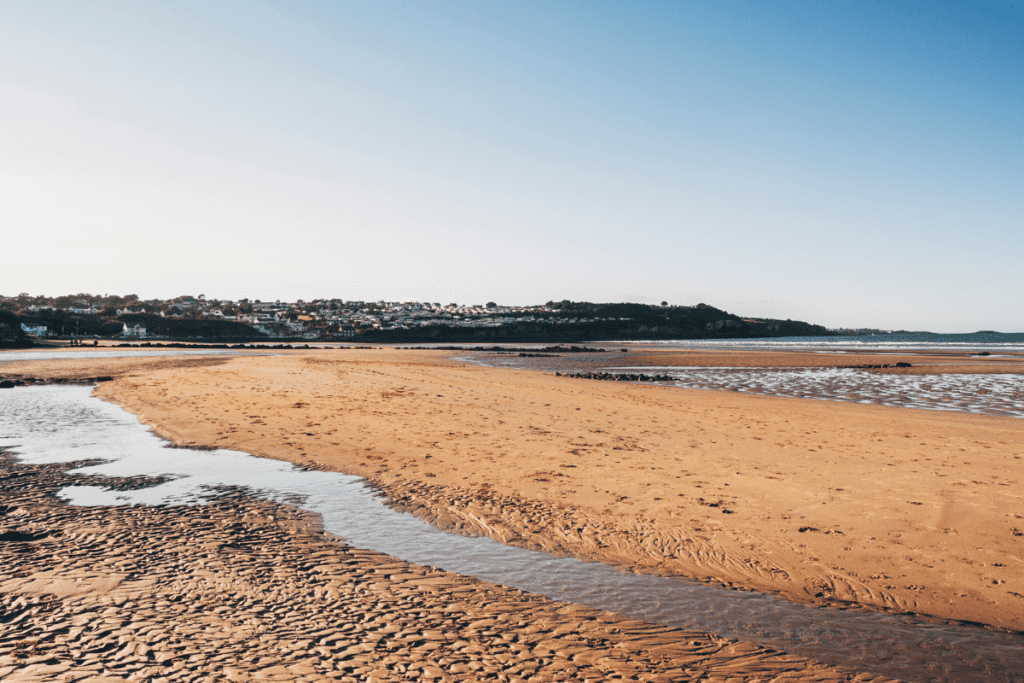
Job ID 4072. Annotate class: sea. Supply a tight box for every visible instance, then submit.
[613,331,1024,353]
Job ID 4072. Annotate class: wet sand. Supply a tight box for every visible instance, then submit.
[2,347,1022,679]
[0,454,883,682]
[6,349,1020,628]
[622,349,1024,375]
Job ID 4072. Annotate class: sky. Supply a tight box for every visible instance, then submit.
[1,1,1021,332]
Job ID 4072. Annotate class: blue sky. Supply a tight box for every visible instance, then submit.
[1,1,1021,331]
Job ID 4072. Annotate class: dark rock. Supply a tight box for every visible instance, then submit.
[0,381,14,389]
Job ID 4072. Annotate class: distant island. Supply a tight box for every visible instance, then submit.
[1,293,834,345]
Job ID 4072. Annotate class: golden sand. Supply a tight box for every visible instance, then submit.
[10,348,1007,629]
[2,346,1021,681]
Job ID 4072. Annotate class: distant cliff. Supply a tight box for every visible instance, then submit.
[358,302,833,343]
[3,299,834,344]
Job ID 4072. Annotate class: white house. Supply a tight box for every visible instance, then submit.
[20,323,48,337]
[121,323,146,338]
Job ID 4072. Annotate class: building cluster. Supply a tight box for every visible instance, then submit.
[1,294,620,340]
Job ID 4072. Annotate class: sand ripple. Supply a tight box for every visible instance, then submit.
[0,454,877,683]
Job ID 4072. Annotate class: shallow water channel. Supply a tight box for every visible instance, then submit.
[1,385,1022,683]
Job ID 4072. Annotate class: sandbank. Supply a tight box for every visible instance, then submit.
[14,348,1011,630]
[2,346,1021,681]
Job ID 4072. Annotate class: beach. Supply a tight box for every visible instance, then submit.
[5,448,881,682]
[2,346,1022,680]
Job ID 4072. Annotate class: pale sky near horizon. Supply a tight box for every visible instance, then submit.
[1,1,1021,332]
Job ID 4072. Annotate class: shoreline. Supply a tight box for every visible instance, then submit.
[58,348,1024,633]
[3,348,1022,679]
[4,452,872,682]
[3,349,1023,635]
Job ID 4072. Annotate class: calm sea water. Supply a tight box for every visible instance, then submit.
[612,332,1024,353]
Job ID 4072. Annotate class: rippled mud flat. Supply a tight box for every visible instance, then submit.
[0,415,882,683]
[3,386,1024,682]
[608,366,1024,418]
[4,456,808,683]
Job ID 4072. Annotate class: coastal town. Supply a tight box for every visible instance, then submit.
[0,293,637,342]
[1,292,843,345]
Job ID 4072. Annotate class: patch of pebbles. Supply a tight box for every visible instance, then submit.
[0,454,882,683]
[606,367,1024,418]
